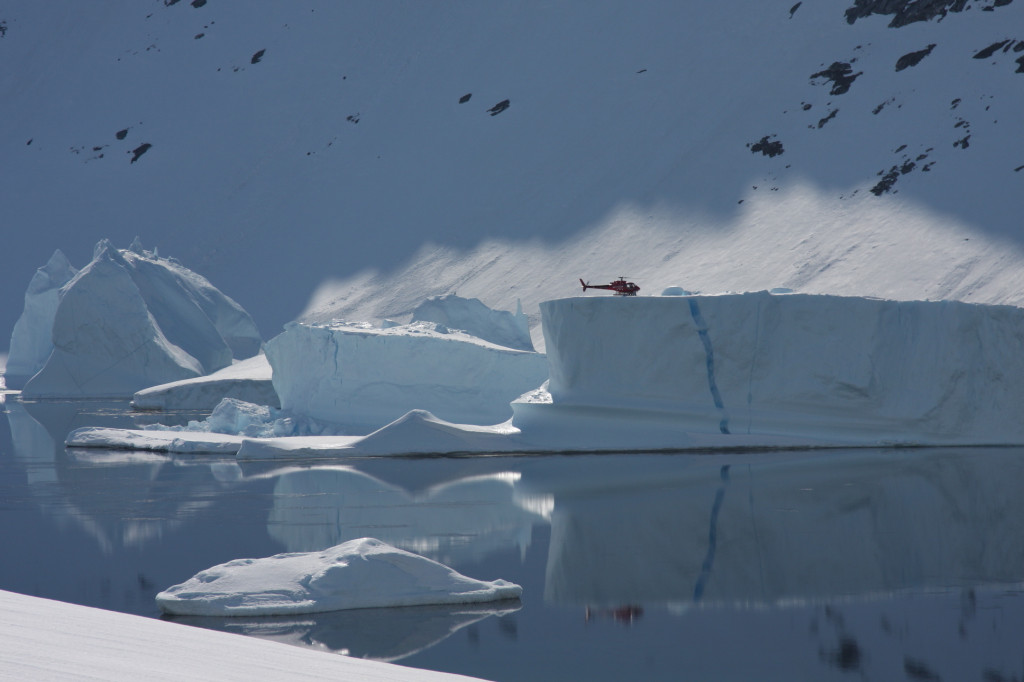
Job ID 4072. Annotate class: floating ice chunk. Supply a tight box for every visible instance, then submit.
[351,409,519,456]
[155,537,522,616]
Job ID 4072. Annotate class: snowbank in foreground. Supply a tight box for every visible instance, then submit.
[0,589,479,681]
[156,538,522,616]
[511,293,1024,448]
[20,240,262,399]
[266,320,547,429]
[132,354,278,410]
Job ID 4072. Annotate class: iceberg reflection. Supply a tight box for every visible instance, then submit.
[534,448,1024,607]
[167,601,520,663]
[266,466,548,566]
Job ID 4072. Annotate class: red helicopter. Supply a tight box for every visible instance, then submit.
[580,276,640,296]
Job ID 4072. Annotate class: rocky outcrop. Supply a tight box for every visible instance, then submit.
[845,0,1012,28]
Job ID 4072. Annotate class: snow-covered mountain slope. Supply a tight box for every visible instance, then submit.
[2,1,1022,351]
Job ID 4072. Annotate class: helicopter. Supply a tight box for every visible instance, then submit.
[579,277,640,296]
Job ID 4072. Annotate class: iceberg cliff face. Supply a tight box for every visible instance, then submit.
[5,250,78,387]
[265,321,548,430]
[20,240,262,398]
[515,293,1024,446]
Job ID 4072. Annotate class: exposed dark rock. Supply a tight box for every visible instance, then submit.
[116,128,129,140]
[802,102,812,110]
[810,62,862,95]
[251,49,266,64]
[26,138,32,145]
[346,113,360,124]
[845,0,980,27]
[130,143,152,164]
[0,20,7,38]
[904,657,941,681]
[790,2,803,17]
[974,39,1013,59]
[872,167,902,195]
[194,33,204,39]
[817,109,839,127]
[164,0,181,6]
[748,135,785,157]
[1015,164,1024,171]
[487,99,511,116]
[896,44,936,70]
[871,146,933,194]
[954,134,971,148]
[873,96,897,113]
[1017,55,1024,71]
[191,0,207,7]
[951,97,962,108]
[824,636,862,671]
[459,93,472,103]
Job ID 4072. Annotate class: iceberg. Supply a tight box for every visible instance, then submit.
[155,537,522,616]
[132,354,278,410]
[67,292,1024,457]
[513,293,1024,448]
[265,320,548,429]
[5,249,77,388]
[20,240,262,399]
[410,294,534,351]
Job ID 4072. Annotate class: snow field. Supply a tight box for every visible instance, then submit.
[0,589,483,681]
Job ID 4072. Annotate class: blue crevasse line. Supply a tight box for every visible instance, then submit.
[688,298,730,434]
[693,464,731,602]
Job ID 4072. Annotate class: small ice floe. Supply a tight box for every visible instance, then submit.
[156,537,522,616]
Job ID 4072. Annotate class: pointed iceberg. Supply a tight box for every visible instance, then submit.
[20,240,262,398]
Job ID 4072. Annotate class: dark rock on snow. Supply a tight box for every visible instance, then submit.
[130,143,152,164]
[844,0,1014,28]
[810,62,862,95]
[487,99,511,116]
[748,135,785,157]
[896,44,936,70]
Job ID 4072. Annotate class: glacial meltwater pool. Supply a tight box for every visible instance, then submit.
[3,394,1024,681]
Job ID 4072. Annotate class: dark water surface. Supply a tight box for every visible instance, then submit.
[3,393,1024,681]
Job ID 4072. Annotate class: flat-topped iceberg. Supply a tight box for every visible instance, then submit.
[156,537,522,616]
[265,320,547,429]
[19,240,261,399]
[513,293,1024,448]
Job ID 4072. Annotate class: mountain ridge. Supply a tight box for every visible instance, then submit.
[2,1,1022,352]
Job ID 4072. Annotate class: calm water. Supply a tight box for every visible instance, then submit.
[3,393,1024,681]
